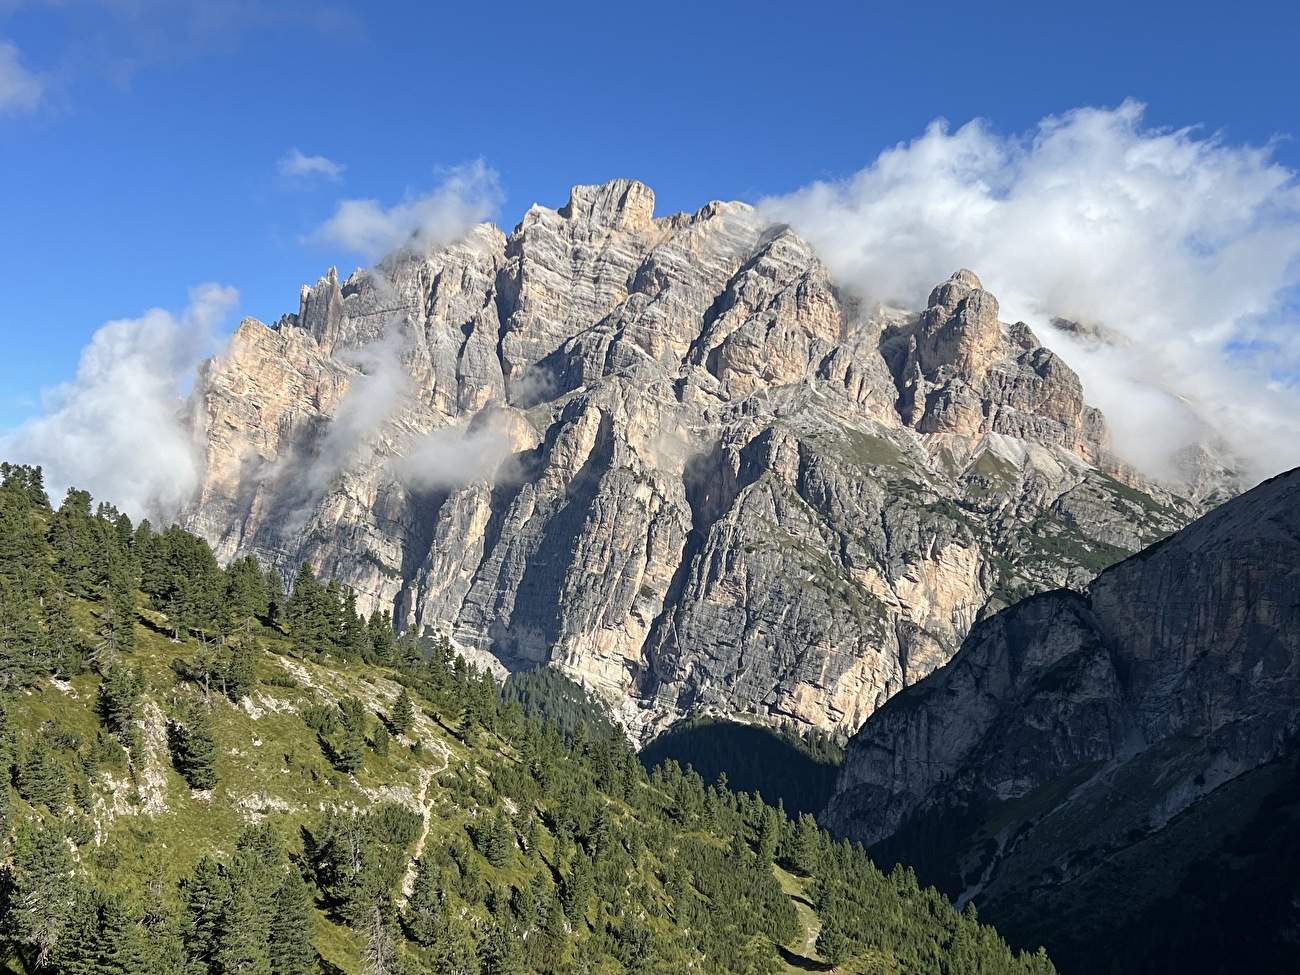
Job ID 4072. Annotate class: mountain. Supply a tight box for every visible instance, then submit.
[181,179,1197,738]
[0,464,1059,975]
[821,467,1300,972]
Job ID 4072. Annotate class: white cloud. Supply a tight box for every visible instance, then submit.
[278,147,345,184]
[0,39,42,114]
[395,419,512,492]
[761,101,1300,486]
[0,284,238,520]
[309,160,502,263]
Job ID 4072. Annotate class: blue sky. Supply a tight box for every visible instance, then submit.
[2,0,1300,499]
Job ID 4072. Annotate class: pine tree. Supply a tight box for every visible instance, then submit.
[334,696,368,773]
[215,885,273,975]
[477,913,523,975]
[561,852,593,925]
[224,639,259,701]
[10,821,78,967]
[359,902,397,975]
[485,808,514,868]
[757,806,780,865]
[791,812,821,874]
[171,703,219,790]
[94,895,155,975]
[264,567,286,627]
[341,589,368,660]
[182,855,231,968]
[98,664,144,744]
[390,688,414,737]
[97,548,138,662]
[17,734,69,810]
[269,870,316,975]
[402,858,443,948]
[0,579,44,690]
[45,585,85,676]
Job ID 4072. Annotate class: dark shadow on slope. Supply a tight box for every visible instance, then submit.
[639,717,842,818]
[775,944,833,972]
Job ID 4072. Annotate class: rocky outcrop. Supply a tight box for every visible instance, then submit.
[821,467,1300,966]
[182,180,1197,737]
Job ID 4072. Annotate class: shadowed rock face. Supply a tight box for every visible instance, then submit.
[822,467,1300,961]
[182,179,1198,738]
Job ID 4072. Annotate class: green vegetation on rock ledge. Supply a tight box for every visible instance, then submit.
[0,462,1056,975]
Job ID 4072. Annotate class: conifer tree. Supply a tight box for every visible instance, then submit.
[44,585,85,676]
[477,913,523,975]
[224,638,259,701]
[390,688,414,737]
[98,664,144,745]
[402,858,443,948]
[97,549,138,661]
[264,567,286,627]
[10,821,78,967]
[171,702,219,790]
[334,696,368,773]
[215,885,273,975]
[269,870,317,975]
[0,580,44,690]
[17,734,69,810]
[182,855,231,968]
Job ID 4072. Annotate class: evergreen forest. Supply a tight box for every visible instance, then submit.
[0,461,1057,975]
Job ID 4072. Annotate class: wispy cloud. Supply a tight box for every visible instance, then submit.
[0,39,42,114]
[761,101,1300,484]
[308,160,502,263]
[0,284,238,519]
[0,1,352,105]
[278,147,345,185]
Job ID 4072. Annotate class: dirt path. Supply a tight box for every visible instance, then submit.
[397,738,451,903]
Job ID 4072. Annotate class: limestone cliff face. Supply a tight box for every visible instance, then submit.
[182,180,1195,737]
[821,467,1300,950]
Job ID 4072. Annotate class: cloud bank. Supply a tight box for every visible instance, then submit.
[309,160,502,263]
[279,147,345,184]
[0,284,238,519]
[0,39,42,114]
[761,100,1300,484]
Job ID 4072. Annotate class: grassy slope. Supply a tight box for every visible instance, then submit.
[13,596,916,975]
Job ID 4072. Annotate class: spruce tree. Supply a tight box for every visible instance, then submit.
[402,857,443,947]
[10,821,78,968]
[390,688,414,737]
[477,913,523,975]
[182,855,231,968]
[264,567,286,627]
[224,639,259,701]
[172,703,219,790]
[215,885,273,975]
[269,870,316,975]
[17,735,69,811]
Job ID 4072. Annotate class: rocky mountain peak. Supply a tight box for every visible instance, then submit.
[181,181,1200,738]
[556,178,657,231]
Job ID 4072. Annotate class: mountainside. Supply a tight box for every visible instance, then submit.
[0,464,1060,975]
[821,467,1300,972]
[181,179,1198,737]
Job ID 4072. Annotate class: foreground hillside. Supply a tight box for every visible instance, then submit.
[182,180,1199,739]
[0,463,1055,974]
[823,468,1300,973]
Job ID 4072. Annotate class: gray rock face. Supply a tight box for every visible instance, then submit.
[822,466,1300,917]
[182,180,1197,737]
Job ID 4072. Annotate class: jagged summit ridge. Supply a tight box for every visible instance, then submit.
[182,180,1197,737]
